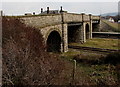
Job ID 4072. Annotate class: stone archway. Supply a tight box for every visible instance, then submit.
[46,31,61,52]
[85,23,90,39]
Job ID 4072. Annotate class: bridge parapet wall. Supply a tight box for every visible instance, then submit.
[21,13,100,29]
[63,13,82,23]
[83,14,90,21]
[21,15,62,29]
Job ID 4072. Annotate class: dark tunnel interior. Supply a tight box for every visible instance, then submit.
[47,31,61,52]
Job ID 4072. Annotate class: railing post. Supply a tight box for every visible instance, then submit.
[82,13,85,22]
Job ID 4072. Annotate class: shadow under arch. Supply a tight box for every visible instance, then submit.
[85,23,90,39]
[46,30,61,52]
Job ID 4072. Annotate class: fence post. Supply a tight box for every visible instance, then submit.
[72,59,76,85]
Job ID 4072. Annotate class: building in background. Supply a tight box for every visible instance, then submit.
[108,17,114,22]
[40,6,67,15]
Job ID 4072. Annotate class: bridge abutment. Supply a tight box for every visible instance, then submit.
[90,18,93,39]
[61,23,68,52]
[82,22,92,42]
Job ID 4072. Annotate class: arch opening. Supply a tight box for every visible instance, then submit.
[47,31,61,52]
[85,24,90,39]
[68,25,81,43]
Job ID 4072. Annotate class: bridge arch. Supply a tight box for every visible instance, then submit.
[46,30,62,52]
[85,23,90,39]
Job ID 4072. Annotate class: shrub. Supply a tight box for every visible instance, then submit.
[2,17,64,86]
[104,51,120,65]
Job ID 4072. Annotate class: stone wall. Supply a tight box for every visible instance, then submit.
[40,24,68,52]
[21,15,62,29]
[40,24,62,42]
[20,13,100,52]
[63,13,83,22]
[21,13,99,29]
[82,22,91,42]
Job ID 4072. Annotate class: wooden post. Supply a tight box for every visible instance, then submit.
[72,59,76,85]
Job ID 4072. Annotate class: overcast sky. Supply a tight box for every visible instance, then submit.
[1,0,119,16]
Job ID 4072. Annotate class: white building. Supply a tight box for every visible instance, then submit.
[108,17,114,22]
[118,20,120,23]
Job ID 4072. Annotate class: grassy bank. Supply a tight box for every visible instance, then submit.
[69,38,119,50]
[102,19,120,32]
[61,38,120,85]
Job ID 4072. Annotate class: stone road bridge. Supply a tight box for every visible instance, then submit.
[21,12,100,52]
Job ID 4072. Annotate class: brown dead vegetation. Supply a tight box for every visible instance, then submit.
[2,17,65,86]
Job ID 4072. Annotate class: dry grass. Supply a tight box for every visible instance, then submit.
[61,49,119,86]
[69,38,119,50]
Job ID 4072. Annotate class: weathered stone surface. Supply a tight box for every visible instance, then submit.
[21,13,100,52]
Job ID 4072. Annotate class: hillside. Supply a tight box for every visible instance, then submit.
[94,19,119,32]
[102,19,120,32]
